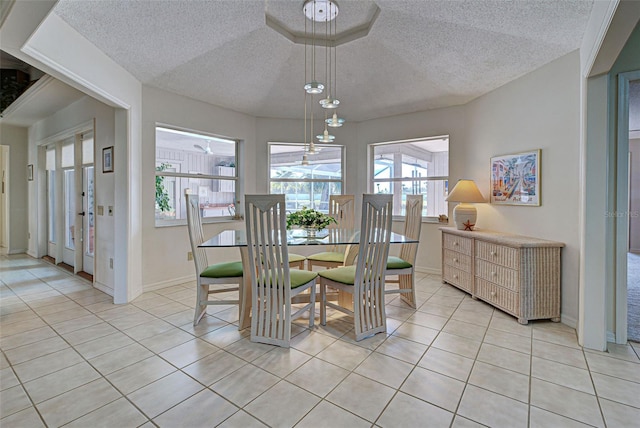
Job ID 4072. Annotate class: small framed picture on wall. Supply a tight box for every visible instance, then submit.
[103,146,114,173]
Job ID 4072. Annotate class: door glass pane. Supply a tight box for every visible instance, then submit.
[48,170,56,243]
[65,169,75,250]
[85,166,94,256]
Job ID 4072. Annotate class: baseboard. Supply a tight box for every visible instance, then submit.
[629,249,640,254]
[561,313,577,329]
[94,282,114,297]
[8,248,28,255]
[607,330,616,343]
[415,266,441,276]
[144,275,194,292]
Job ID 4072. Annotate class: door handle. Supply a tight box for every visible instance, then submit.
[78,211,85,216]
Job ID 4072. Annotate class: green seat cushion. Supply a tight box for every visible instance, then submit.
[289,269,318,288]
[318,265,356,285]
[307,251,344,263]
[386,256,412,270]
[289,253,306,263]
[201,261,243,278]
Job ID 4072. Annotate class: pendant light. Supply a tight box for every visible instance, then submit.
[326,111,345,127]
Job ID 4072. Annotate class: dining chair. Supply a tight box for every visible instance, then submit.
[318,194,393,341]
[307,194,356,270]
[385,194,423,308]
[185,191,243,326]
[288,253,307,269]
[245,194,317,347]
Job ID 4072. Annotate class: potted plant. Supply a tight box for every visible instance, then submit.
[286,207,337,237]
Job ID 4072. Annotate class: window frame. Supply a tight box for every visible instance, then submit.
[268,142,345,214]
[369,135,449,222]
[155,124,240,227]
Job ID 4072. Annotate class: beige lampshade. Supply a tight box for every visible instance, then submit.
[446,179,485,230]
[446,179,486,203]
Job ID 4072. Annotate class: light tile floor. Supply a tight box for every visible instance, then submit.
[2,254,640,427]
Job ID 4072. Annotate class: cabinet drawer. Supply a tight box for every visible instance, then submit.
[475,240,519,269]
[443,233,472,256]
[443,249,472,273]
[475,259,519,291]
[475,278,520,315]
[443,265,472,293]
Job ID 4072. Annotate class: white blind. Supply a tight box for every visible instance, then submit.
[82,133,94,165]
[61,138,74,168]
[46,148,55,171]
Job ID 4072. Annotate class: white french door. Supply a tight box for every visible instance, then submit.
[62,168,76,266]
[45,130,94,276]
[83,165,94,274]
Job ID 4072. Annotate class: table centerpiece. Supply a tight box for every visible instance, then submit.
[286,207,337,238]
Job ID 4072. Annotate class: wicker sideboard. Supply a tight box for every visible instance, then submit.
[440,227,564,324]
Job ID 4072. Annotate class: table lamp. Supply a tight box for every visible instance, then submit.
[446,179,486,230]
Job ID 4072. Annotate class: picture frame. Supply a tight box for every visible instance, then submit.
[490,149,540,206]
[102,146,114,173]
[27,164,33,181]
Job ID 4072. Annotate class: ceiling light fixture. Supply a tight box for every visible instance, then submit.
[326,112,344,127]
[301,0,341,165]
[318,0,340,110]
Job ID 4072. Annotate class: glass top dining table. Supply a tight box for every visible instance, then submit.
[199,228,418,330]
[199,228,418,248]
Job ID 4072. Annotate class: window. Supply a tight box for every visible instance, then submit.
[269,143,344,213]
[371,136,449,218]
[155,126,238,225]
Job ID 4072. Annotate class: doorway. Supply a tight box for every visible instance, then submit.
[44,130,94,279]
[627,78,640,342]
[614,70,640,345]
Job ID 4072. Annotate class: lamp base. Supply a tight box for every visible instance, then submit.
[453,203,477,231]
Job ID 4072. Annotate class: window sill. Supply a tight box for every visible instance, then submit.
[155,217,243,228]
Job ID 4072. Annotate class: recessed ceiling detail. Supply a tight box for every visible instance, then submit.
[52,0,595,122]
[265,1,380,47]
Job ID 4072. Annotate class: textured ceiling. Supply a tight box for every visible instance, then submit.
[53,0,594,122]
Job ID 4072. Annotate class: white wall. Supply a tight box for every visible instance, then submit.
[465,51,582,326]
[29,96,116,294]
[0,125,28,253]
[141,86,257,290]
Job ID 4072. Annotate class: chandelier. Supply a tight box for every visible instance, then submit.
[302,0,344,164]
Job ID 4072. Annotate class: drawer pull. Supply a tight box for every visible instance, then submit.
[453,258,458,262]
[491,271,497,276]
[490,291,497,297]
[453,274,458,279]
[453,242,458,246]
[490,251,497,256]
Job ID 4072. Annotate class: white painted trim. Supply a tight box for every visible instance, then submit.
[561,314,578,330]
[36,120,94,148]
[94,281,114,297]
[415,266,441,276]
[143,275,195,292]
[607,330,616,343]
[22,44,131,110]
[581,0,620,77]
[615,70,640,344]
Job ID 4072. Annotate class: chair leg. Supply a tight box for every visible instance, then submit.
[320,281,327,325]
[309,282,316,328]
[193,282,208,325]
[398,274,416,308]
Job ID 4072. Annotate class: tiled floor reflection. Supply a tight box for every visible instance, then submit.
[2,253,639,427]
